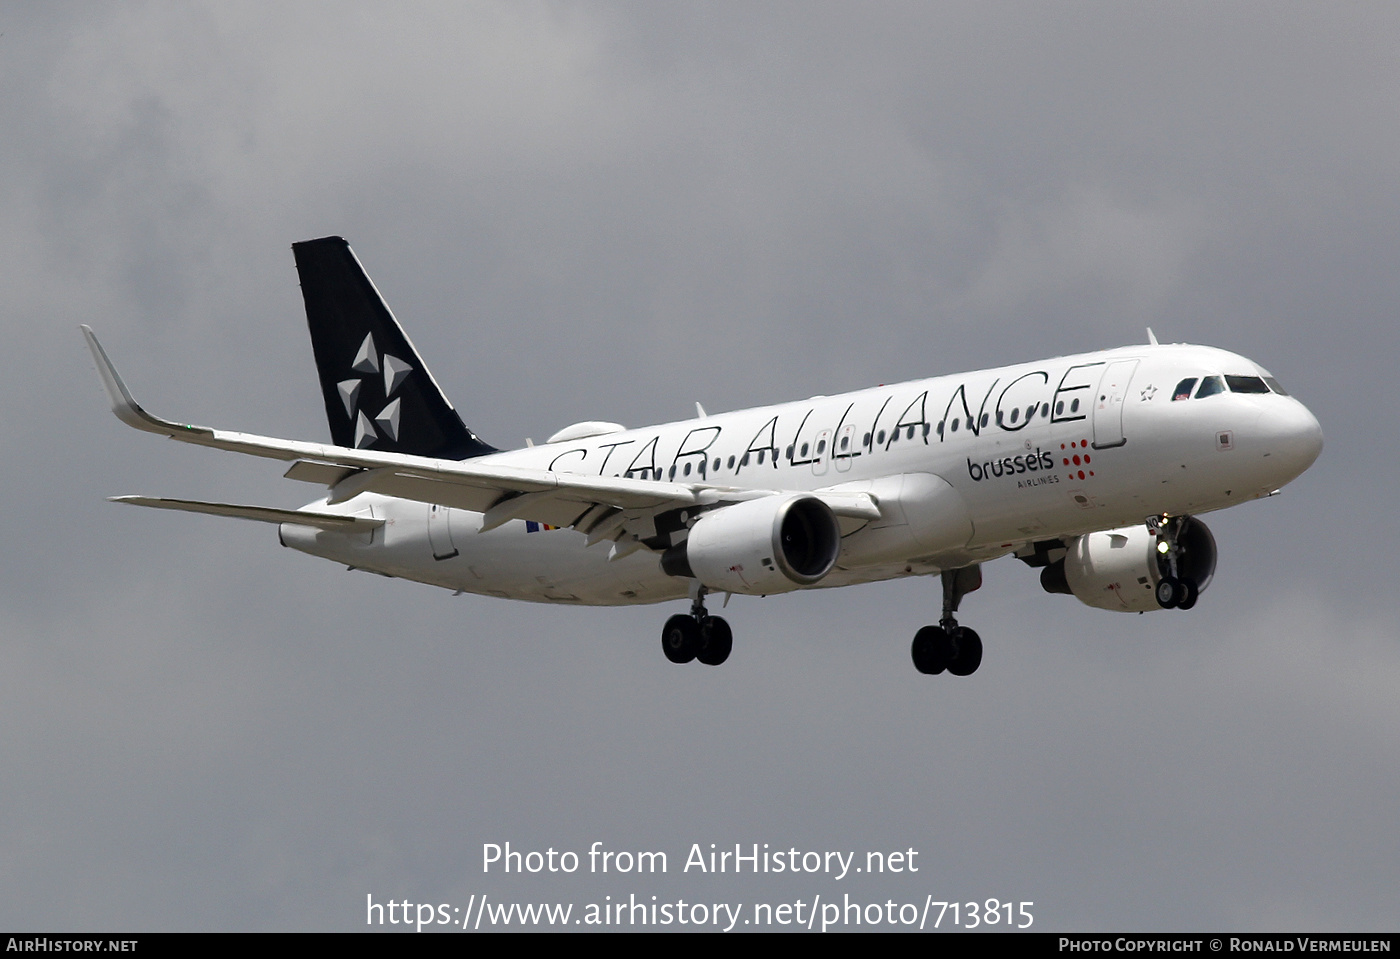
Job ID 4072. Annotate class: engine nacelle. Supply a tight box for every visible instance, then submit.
[661,494,841,595]
[1042,517,1217,612]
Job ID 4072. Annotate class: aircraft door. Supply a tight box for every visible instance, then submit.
[1092,359,1138,450]
[428,503,459,560]
[833,424,856,473]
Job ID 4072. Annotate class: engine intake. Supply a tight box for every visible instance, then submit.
[661,494,841,595]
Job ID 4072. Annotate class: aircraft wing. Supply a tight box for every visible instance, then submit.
[85,327,880,545]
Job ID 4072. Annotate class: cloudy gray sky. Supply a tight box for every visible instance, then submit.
[2,2,1396,932]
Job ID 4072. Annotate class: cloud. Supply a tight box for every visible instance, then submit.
[2,2,1396,931]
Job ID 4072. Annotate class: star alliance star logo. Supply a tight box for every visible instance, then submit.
[1139,384,1157,402]
[336,333,413,448]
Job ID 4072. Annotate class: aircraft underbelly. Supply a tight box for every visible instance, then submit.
[281,499,687,606]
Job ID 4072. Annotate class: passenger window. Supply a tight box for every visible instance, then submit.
[1172,378,1197,401]
[1195,376,1225,398]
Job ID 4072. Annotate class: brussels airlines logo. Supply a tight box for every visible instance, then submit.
[967,448,1055,482]
[337,332,413,448]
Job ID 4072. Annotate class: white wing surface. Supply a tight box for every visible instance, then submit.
[83,327,878,543]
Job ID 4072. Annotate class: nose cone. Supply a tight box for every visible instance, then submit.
[1259,398,1323,486]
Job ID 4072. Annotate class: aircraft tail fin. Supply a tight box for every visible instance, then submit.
[292,236,496,459]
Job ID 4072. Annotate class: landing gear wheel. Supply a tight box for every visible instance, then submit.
[697,616,733,666]
[661,614,699,664]
[946,627,983,676]
[1156,576,1182,609]
[911,625,951,675]
[1177,578,1199,610]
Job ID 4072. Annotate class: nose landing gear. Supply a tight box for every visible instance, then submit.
[911,566,983,676]
[661,584,732,666]
[1152,515,1201,610]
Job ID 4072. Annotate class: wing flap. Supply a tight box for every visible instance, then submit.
[284,460,358,486]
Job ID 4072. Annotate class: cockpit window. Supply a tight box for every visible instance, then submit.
[1263,376,1289,396]
[1225,375,1270,394]
[1172,378,1197,401]
[1195,376,1225,398]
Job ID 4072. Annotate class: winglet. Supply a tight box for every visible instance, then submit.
[1146,327,1159,347]
[81,325,206,437]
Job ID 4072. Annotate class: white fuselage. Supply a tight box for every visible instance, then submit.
[280,343,1323,605]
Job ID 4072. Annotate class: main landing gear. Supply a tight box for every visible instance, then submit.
[911,565,984,676]
[661,584,732,666]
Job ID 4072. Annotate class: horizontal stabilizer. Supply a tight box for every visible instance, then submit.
[110,495,384,530]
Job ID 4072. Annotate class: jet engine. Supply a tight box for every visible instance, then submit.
[661,494,841,595]
[1040,517,1217,612]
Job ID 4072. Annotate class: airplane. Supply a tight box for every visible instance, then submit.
[83,236,1324,675]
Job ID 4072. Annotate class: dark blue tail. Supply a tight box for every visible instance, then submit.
[292,236,495,459]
